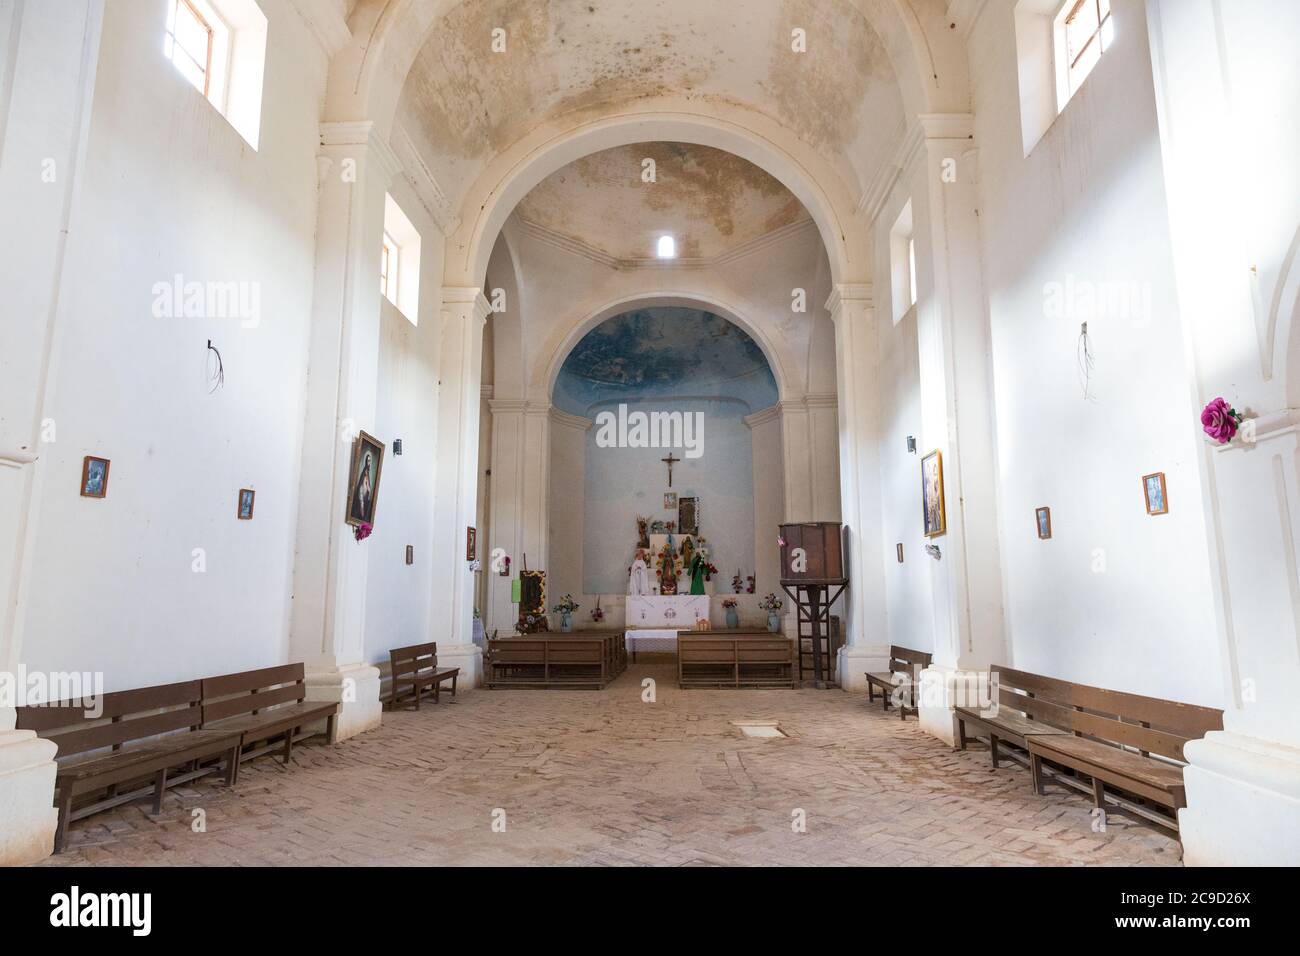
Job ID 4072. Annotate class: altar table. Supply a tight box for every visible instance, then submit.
[625,594,709,628]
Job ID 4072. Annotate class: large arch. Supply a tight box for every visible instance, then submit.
[444,105,866,288]
[537,291,797,407]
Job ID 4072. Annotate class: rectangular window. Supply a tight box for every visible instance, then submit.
[381,232,399,302]
[1056,0,1113,106]
[164,0,214,97]
[907,237,918,309]
[382,195,421,326]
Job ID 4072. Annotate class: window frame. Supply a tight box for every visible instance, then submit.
[165,0,216,98]
[381,231,400,304]
[1055,0,1113,105]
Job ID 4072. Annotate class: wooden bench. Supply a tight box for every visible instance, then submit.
[201,663,339,781]
[387,642,459,710]
[1024,679,1222,829]
[17,680,244,853]
[864,645,932,719]
[955,665,1073,767]
[678,634,794,688]
[485,635,612,688]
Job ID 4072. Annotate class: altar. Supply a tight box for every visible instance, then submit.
[624,594,710,658]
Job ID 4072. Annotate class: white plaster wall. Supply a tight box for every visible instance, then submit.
[19,1,330,690]
[547,413,587,608]
[966,0,1221,704]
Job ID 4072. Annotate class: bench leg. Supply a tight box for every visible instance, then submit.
[225,744,240,786]
[153,768,168,815]
[450,675,457,698]
[327,713,339,745]
[54,788,73,854]
[433,682,440,704]
[1029,751,1044,796]
[881,685,890,711]
[282,730,294,766]
[1091,775,1105,809]
[957,718,967,751]
[866,682,874,704]
[989,734,1000,769]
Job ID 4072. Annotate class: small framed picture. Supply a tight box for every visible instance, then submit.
[405,545,414,565]
[1035,506,1052,539]
[237,488,256,520]
[664,492,677,509]
[921,450,946,537]
[1143,472,1168,515]
[466,526,477,561]
[80,456,110,498]
[896,543,904,563]
[345,431,385,528]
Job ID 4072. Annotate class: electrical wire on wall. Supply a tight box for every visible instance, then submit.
[206,339,225,393]
[1077,321,1095,401]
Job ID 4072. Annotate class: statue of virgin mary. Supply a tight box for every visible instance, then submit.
[628,549,650,596]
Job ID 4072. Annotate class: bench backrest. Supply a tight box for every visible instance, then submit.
[389,642,439,679]
[679,636,792,664]
[888,645,932,680]
[16,680,205,759]
[201,663,307,724]
[991,665,1223,762]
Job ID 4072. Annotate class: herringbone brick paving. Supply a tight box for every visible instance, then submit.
[37,663,1181,866]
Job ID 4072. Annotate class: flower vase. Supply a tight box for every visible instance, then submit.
[561,612,572,632]
[725,608,739,629]
[767,611,780,633]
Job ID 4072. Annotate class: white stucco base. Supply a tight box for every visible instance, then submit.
[1178,731,1300,866]
[0,728,59,866]
[837,644,890,693]
[435,642,483,690]
[916,665,988,748]
[305,662,383,742]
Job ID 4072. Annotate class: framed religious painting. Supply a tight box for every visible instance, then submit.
[1143,472,1168,515]
[466,526,477,561]
[664,492,677,510]
[1035,506,1052,539]
[921,450,946,538]
[345,431,385,528]
[678,496,699,536]
[80,456,110,498]
[237,488,256,520]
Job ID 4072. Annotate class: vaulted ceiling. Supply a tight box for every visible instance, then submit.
[394,0,906,217]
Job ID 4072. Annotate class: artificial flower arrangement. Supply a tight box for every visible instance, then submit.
[551,594,580,615]
[758,592,783,612]
[721,598,738,609]
[1201,396,1248,444]
[591,597,605,622]
[732,571,744,593]
[353,522,373,542]
[468,558,482,573]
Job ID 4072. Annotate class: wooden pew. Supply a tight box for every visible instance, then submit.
[17,681,244,853]
[486,635,612,688]
[678,634,794,688]
[955,665,1073,767]
[201,663,339,780]
[1024,680,1222,829]
[864,645,932,719]
[387,642,459,710]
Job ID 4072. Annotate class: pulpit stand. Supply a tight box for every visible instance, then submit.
[781,582,846,689]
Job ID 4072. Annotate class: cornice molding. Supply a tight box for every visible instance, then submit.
[319,121,402,184]
[857,121,923,223]
[391,125,460,236]
[744,404,782,428]
[0,449,38,469]
[549,408,594,431]
[918,112,976,141]
[286,0,352,57]
[516,215,818,272]
[442,287,493,324]
[825,284,873,315]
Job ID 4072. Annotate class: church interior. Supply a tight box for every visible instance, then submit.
[1,0,1298,875]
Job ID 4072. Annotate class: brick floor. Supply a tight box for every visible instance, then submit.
[37,663,1181,866]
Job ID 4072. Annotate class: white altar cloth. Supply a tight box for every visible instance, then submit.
[625,594,709,628]
[624,629,680,655]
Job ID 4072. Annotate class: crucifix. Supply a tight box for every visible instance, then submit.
[661,452,680,488]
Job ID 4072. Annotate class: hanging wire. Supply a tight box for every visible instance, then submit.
[1077,321,1095,401]
[206,339,225,393]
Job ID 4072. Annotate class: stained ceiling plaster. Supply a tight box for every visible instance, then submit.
[395,0,905,223]
[513,142,810,262]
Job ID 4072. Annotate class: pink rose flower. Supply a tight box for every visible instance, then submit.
[354,522,373,542]
[1200,397,1239,444]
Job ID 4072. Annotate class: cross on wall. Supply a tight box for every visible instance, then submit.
[661,453,680,488]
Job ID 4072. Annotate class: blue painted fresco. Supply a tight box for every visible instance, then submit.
[554,308,778,416]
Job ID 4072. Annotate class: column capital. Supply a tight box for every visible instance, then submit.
[825,283,873,316]
[318,120,402,183]
[442,287,493,325]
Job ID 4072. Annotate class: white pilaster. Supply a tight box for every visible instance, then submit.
[0,0,102,864]
[485,399,552,637]
[430,288,491,685]
[909,115,1007,744]
[827,286,890,690]
[287,120,401,739]
[1145,0,1300,864]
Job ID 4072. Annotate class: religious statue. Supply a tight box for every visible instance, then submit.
[688,553,709,596]
[636,516,650,548]
[628,549,650,596]
[658,542,679,594]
